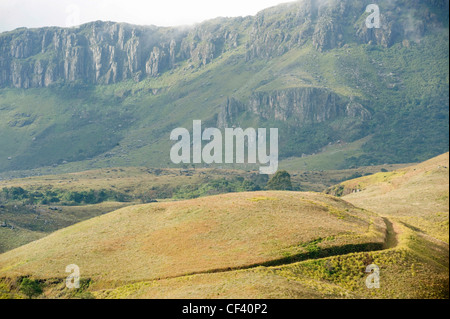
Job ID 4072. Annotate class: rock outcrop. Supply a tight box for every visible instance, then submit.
[217,97,246,128]
[0,20,240,88]
[218,87,371,128]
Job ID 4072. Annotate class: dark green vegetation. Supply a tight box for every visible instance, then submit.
[174,175,270,199]
[0,0,448,175]
[1,186,131,205]
[19,278,42,299]
[0,174,269,205]
[266,170,293,190]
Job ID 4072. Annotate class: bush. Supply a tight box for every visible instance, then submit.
[266,171,293,191]
[19,278,43,299]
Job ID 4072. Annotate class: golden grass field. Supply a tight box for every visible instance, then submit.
[0,154,448,299]
[0,201,134,253]
[0,163,407,255]
[0,192,385,282]
[334,153,449,243]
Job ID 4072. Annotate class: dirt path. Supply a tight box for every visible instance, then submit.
[382,217,399,249]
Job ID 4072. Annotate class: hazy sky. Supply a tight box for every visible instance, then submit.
[0,0,292,32]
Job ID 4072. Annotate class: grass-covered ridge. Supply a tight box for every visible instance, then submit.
[0,164,410,254]
[0,191,386,283]
[328,152,450,243]
[87,225,448,299]
[0,153,448,299]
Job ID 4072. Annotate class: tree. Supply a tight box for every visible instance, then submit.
[19,278,43,299]
[266,170,293,191]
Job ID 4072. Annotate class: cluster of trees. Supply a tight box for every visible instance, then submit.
[174,171,294,199]
[0,187,131,205]
[1,171,295,205]
[266,171,293,191]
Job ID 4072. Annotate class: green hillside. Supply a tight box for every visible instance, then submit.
[0,0,448,174]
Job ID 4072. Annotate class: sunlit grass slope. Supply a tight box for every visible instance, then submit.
[329,153,449,243]
[0,191,385,283]
[0,164,407,254]
[67,221,448,299]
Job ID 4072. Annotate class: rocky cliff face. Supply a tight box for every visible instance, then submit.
[0,20,240,88]
[0,0,446,88]
[218,88,371,128]
[217,97,246,128]
[245,0,446,57]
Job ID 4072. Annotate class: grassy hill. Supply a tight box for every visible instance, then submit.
[327,153,449,243]
[0,191,387,297]
[0,191,386,280]
[0,154,448,299]
[87,153,450,299]
[0,202,131,254]
[0,163,411,253]
[0,167,260,253]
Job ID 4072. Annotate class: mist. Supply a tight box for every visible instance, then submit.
[0,0,292,32]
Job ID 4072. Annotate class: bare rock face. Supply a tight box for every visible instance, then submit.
[218,88,371,128]
[0,0,446,88]
[249,88,344,124]
[217,97,246,128]
[312,16,342,52]
[245,0,446,59]
[0,20,240,88]
[345,100,372,121]
[355,14,401,48]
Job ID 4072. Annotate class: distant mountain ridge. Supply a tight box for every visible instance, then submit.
[0,0,447,88]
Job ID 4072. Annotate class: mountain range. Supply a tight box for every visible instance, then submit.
[0,0,448,174]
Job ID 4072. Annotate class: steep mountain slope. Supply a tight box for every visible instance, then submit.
[0,0,448,173]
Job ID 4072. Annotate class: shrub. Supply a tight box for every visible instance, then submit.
[266,171,293,191]
[19,278,43,299]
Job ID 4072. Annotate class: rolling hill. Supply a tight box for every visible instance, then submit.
[0,191,386,282]
[327,152,449,243]
[0,163,410,254]
[0,154,448,299]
